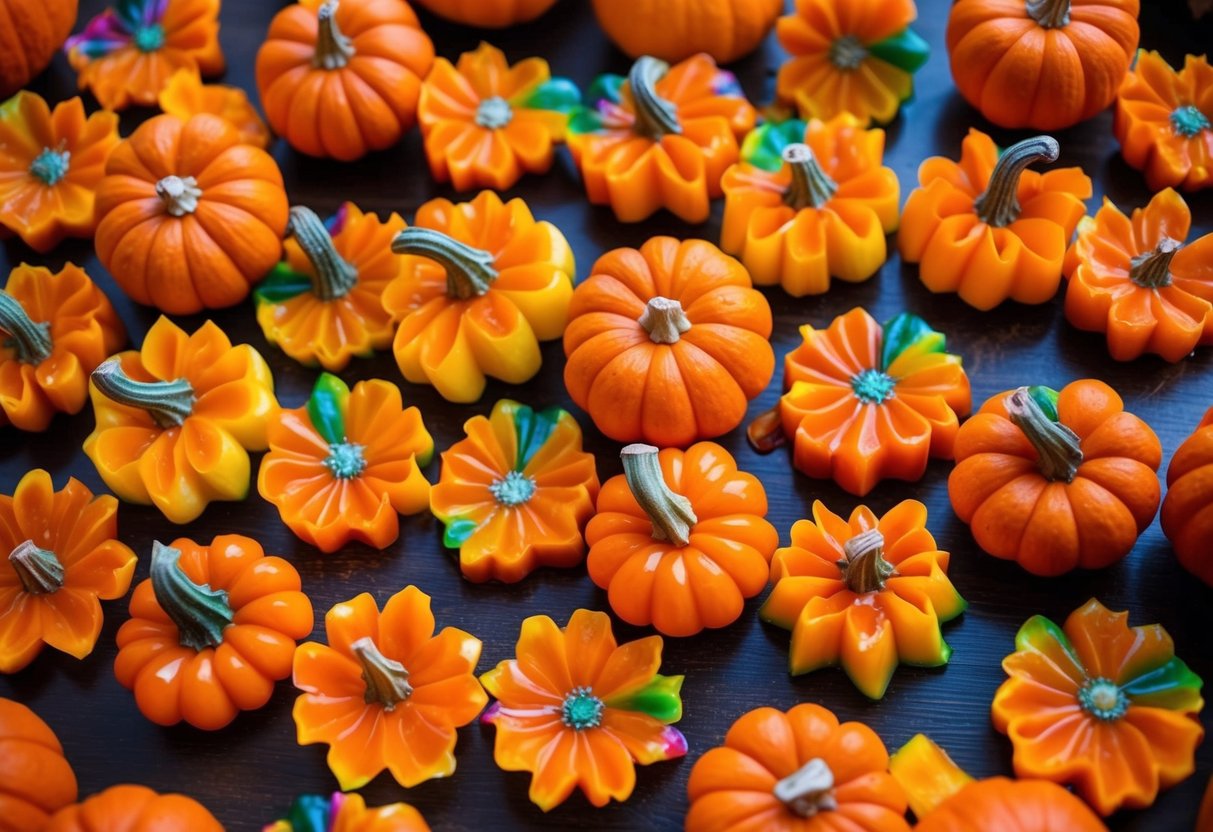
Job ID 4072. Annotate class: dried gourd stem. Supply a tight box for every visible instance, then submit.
[628,56,681,140]
[313,1,355,70]
[0,290,53,364]
[287,206,358,300]
[351,636,413,710]
[391,227,499,300]
[836,529,896,594]
[782,143,838,210]
[1026,0,1071,28]
[1006,387,1083,482]
[1129,236,1182,289]
[620,444,697,546]
[155,175,202,217]
[973,136,1059,228]
[774,758,838,818]
[150,541,234,651]
[92,359,195,429]
[638,297,691,344]
[746,403,787,454]
[9,540,64,595]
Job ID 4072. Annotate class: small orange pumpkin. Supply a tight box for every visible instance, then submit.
[591,0,781,64]
[414,0,557,27]
[1161,406,1213,587]
[0,698,78,832]
[46,785,222,832]
[0,0,78,98]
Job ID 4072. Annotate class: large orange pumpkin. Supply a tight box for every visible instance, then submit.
[591,0,781,64]
[93,113,289,315]
[256,0,435,161]
[0,0,78,98]
[946,0,1140,130]
[414,0,557,27]
[0,698,77,832]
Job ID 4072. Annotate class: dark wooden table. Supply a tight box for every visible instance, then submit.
[4,1,1213,830]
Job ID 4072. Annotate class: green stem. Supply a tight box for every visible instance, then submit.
[637,297,691,344]
[1026,0,1071,28]
[621,444,697,546]
[774,758,838,818]
[973,136,1059,228]
[628,57,681,140]
[9,540,64,595]
[782,143,837,209]
[1006,387,1082,482]
[155,175,202,217]
[1129,236,1181,289]
[0,290,52,364]
[150,541,233,651]
[91,359,195,429]
[313,1,354,70]
[351,636,412,710]
[287,206,358,300]
[391,228,498,300]
[836,529,896,594]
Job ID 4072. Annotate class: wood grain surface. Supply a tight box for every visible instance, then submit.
[3,1,1213,830]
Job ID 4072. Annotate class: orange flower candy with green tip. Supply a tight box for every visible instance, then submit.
[417,42,580,192]
[0,470,137,674]
[430,399,598,583]
[264,792,430,832]
[258,373,433,553]
[1064,188,1213,362]
[762,500,965,699]
[1,263,125,432]
[721,115,900,296]
[292,587,487,790]
[480,609,687,811]
[83,317,278,524]
[159,68,271,149]
[0,92,120,253]
[255,204,407,371]
[992,598,1205,816]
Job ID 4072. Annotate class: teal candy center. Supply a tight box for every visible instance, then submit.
[325,441,366,479]
[29,147,70,186]
[829,35,868,71]
[1171,105,1210,137]
[133,24,166,52]
[490,470,535,506]
[1078,678,1128,721]
[475,96,514,129]
[561,686,604,730]
[851,369,896,404]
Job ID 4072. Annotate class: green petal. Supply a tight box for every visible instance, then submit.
[1026,386,1061,422]
[741,120,808,172]
[880,312,942,371]
[1123,656,1204,711]
[501,400,566,471]
[868,27,930,74]
[307,373,350,446]
[519,77,580,113]
[442,518,479,549]
[253,263,312,304]
[606,673,683,722]
[1015,614,1078,656]
[284,794,332,832]
[585,73,625,106]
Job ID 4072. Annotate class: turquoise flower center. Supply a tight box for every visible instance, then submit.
[29,147,70,186]
[325,441,366,479]
[133,24,166,52]
[829,35,868,71]
[851,369,896,404]
[475,96,514,129]
[490,470,535,506]
[1171,105,1210,138]
[561,686,604,730]
[1078,678,1128,721]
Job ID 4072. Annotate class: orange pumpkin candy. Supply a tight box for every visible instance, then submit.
[1162,406,1213,586]
[94,113,288,315]
[0,698,78,832]
[563,236,774,447]
[591,0,781,64]
[0,0,78,98]
[414,0,557,27]
[256,0,435,161]
[45,785,222,832]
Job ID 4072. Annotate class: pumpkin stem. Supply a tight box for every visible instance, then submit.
[91,359,195,429]
[973,136,1059,228]
[774,758,838,818]
[1006,386,1082,483]
[638,297,692,344]
[475,96,514,129]
[313,1,355,70]
[287,206,359,300]
[628,56,682,140]
[9,540,64,595]
[351,636,413,711]
[621,444,697,547]
[782,143,838,210]
[391,227,499,300]
[155,175,202,217]
[1129,235,1182,289]
[150,541,233,652]
[746,403,787,454]
[1026,0,1071,28]
[0,290,53,365]
[836,529,897,594]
